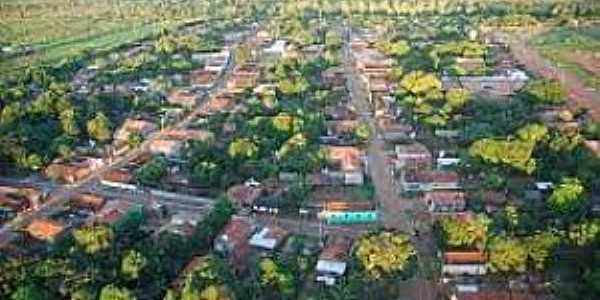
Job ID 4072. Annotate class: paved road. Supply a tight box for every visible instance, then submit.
[509,31,600,121]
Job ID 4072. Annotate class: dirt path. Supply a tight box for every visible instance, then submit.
[509,33,600,121]
[342,28,429,234]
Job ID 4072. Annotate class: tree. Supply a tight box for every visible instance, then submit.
[278,76,309,96]
[199,285,233,300]
[516,123,548,143]
[488,236,528,273]
[234,45,252,64]
[86,112,112,142]
[127,133,143,148]
[228,138,258,159]
[155,30,178,55]
[73,224,113,255]
[469,138,536,174]
[259,258,294,296]
[135,156,168,185]
[444,88,470,111]
[547,177,585,214]
[70,288,95,300]
[180,256,233,300]
[121,250,147,281]
[59,108,80,136]
[549,128,583,152]
[10,284,45,300]
[354,122,371,142]
[192,161,223,187]
[399,71,442,100]
[568,220,600,246]
[524,79,566,105]
[376,40,410,57]
[441,214,490,249]
[584,269,600,297]
[162,290,177,300]
[355,231,416,279]
[99,285,136,300]
[524,232,559,270]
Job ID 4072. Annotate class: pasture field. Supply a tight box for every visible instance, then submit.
[0,0,239,72]
[533,26,600,89]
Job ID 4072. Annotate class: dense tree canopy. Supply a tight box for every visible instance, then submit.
[228,138,259,159]
[355,232,416,279]
[488,236,528,273]
[86,112,112,142]
[524,79,566,105]
[441,214,490,249]
[135,156,169,186]
[547,177,585,214]
[99,285,136,300]
[73,224,114,255]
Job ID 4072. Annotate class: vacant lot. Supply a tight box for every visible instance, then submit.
[533,26,600,89]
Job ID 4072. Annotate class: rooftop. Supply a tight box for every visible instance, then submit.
[96,200,134,224]
[227,184,264,207]
[444,250,486,264]
[199,93,235,115]
[249,226,289,250]
[424,191,466,206]
[395,143,432,157]
[71,193,105,212]
[320,235,352,261]
[326,146,365,172]
[114,118,158,141]
[26,219,65,241]
[101,169,133,183]
[405,169,460,183]
[219,216,254,248]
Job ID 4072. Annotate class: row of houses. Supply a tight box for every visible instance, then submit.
[0,185,46,224]
[24,195,141,243]
[213,216,353,285]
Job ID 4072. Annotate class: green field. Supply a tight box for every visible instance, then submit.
[0,0,255,72]
[533,26,600,89]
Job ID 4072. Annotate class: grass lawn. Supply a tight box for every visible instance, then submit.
[533,26,600,89]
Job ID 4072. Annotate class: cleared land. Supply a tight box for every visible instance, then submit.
[532,26,600,89]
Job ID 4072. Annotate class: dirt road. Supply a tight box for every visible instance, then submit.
[509,33,600,121]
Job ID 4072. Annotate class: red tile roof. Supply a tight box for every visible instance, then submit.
[220,217,253,248]
[199,94,235,115]
[101,169,133,183]
[227,184,263,207]
[71,193,105,212]
[26,219,65,241]
[444,251,486,264]
[424,191,465,206]
[326,146,365,172]
[189,69,218,86]
[405,170,460,183]
[168,89,198,106]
